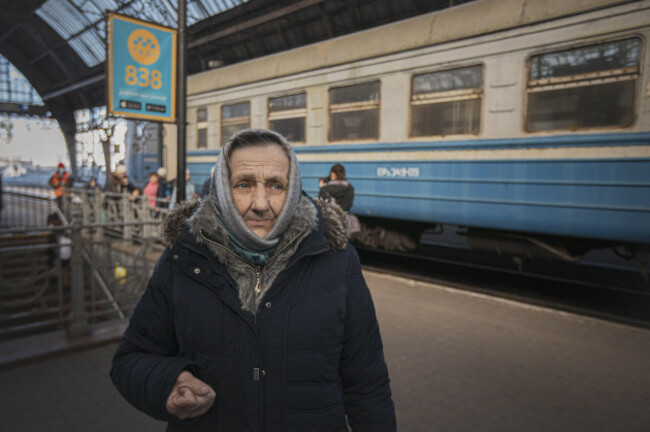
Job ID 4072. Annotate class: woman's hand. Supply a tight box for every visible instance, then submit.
[166,371,216,420]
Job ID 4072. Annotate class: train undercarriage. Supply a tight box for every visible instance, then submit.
[353,215,650,284]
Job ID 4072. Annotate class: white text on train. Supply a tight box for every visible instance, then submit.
[376,167,420,177]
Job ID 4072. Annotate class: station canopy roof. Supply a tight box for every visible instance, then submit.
[35,0,247,68]
[0,0,474,119]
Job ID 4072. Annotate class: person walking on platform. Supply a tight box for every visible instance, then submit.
[108,164,139,198]
[318,163,354,212]
[184,168,198,200]
[106,165,139,222]
[319,163,360,237]
[46,212,71,290]
[48,163,72,210]
[85,176,99,199]
[142,171,160,208]
[200,166,216,198]
[156,167,172,208]
[110,128,396,431]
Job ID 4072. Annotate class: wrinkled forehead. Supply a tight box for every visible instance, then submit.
[227,141,290,167]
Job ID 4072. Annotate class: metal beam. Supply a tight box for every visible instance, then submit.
[21,25,76,82]
[318,3,335,38]
[194,0,211,16]
[0,0,48,44]
[41,73,104,101]
[0,102,49,117]
[345,0,362,31]
[188,0,326,49]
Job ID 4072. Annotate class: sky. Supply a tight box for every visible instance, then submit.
[0,55,67,167]
[0,117,68,167]
[0,115,128,170]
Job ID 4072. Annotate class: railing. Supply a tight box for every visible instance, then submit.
[0,229,66,339]
[93,190,173,241]
[0,184,181,340]
[2,184,173,237]
[1,185,61,228]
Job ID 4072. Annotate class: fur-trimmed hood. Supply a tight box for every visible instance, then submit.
[159,194,350,313]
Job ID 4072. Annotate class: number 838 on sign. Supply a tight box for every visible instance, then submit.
[125,65,162,89]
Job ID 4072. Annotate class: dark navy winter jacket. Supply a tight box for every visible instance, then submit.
[110,200,396,431]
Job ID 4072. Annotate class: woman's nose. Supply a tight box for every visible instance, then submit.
[251,185,269,211]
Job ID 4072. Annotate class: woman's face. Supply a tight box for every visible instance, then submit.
[149,174,159,184]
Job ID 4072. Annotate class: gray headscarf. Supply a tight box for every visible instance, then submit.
[211,128,302,252]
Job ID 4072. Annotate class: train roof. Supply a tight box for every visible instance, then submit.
[189,0,636,96]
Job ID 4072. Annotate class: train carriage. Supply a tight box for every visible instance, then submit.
[173,0,650,265]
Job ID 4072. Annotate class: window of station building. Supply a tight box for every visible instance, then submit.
[268,93,306,143]
[329,81,380,141]
[197,108,208,149]
[526,38,641,132]
[221,101,250,143]
[410,65,483,137]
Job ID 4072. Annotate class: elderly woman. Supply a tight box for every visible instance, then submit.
[111,129,395,431]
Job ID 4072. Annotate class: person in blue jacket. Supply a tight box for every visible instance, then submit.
[110,128,396,431]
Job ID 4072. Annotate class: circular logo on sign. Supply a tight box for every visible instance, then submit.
[127,29,160,65]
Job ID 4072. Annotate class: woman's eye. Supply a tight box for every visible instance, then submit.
[236,183,250,189]
[271,184,284,191]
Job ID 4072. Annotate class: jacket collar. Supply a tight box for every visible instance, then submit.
[161,194,350,313]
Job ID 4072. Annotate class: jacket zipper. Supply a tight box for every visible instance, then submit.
[254,266,262,296]
[198,228,327,432]
[199,230,267,430]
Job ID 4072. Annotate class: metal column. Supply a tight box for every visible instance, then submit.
[176,0,187,203]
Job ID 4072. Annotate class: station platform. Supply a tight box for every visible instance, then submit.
[0,270,649,431]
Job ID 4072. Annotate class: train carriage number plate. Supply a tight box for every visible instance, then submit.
[376,167,420,177]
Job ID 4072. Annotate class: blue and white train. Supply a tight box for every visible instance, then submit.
[168,0,650,264]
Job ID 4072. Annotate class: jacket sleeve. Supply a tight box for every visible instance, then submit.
[110,249,201,422]
[340,247,397,432]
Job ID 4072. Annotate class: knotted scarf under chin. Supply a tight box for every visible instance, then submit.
[211,129,303,259]
[228,230,277,267]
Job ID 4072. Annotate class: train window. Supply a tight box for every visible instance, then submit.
[329,81,380,141]
[197,108,207,149]
[221,101,250,142]
[526,38,641,132]
[268,93,306,143]
[410,65,483,137]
